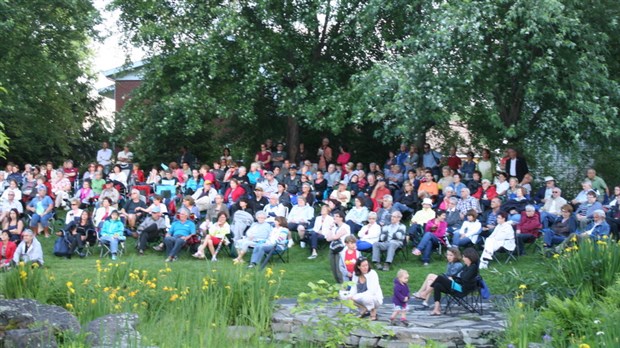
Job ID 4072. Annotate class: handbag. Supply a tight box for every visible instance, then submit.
[330,239,344,253]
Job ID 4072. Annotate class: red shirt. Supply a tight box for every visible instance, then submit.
[344,250,357,273]
[447,155,462,171]
[64,168,78,184]
[256,151,272,170]
[132,169,145,183]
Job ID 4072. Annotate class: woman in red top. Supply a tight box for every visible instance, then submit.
[336,145,351,179]
[0,230,17,267]
[412,210,448,265]
[255,144,272,170]
[472,179,497,211]
[223,179,246,206]
[131,163,145,183]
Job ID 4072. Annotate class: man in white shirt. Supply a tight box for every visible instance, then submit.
[263,194,286,224]
[540,188,567,229]
[117,145,134,177]
[0,191,23,223]
[97,141,113,175]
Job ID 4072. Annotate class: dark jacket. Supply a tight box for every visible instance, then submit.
[505,157,529,182]
[454,263,479,293]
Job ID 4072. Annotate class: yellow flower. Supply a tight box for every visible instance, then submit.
[579,344,591,348]
[117,296,126,303]
[48,275,55,281]
[518,284,527,290]
[107,263,113,267]
[65,303,74,310]
[18,261,25,267]
[225,285,231,291]
[597,240,607,246]
[90,299,97,304]
[279,269,286,275]
[133,303,139,309]
[603,235,609,240]
[31,262,39,269]
[553,254,560,259]
[265,267,273,278]
[165,267,172,273]
[148,282,156,289]
[19,270,28,280]
[68,288,76,294]
[114,304,121,311]
[274,295,280,300]
[170,294,179,302]
[268,279,277,286]
[81,279,91,286]
[109,293,117,300]
[129,291,138,297]
[66,281,74,288]
[517,302,524,309]
[103,287,110,292]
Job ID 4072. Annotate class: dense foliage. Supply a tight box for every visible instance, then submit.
[0,0,106,165]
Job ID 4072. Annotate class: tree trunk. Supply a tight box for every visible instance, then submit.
[286,116,299,162]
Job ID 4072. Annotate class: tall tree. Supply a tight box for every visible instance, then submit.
[0,0,103,165]
[110,0,419,163]
[351,0,620,152]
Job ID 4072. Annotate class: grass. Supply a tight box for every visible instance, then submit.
[4,233,542,299]
[1,211,549,347]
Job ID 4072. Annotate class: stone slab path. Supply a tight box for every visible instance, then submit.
[272,297,506,347]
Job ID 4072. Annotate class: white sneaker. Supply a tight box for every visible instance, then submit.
[211,257,218,262]
[287,239,294,248]
[300,241,306,248]
[479,261,488,269]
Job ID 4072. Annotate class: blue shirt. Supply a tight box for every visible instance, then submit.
[169,220,196,237]
[28,195,53,215]
[422,151,442,169]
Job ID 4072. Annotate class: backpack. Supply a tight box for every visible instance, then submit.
[53,234,71,257]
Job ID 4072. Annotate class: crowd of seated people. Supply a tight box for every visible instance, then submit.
[0,139,617,274]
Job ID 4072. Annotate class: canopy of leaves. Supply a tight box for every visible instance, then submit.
[0,0,105,165]
[110,0,419,163]
[350,0,620,152]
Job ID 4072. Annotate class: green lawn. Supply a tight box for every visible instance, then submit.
[5,234,543,299]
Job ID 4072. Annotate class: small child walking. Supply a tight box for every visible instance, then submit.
[390,269,410,327]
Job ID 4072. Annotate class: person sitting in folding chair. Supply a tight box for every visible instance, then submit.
[233,211,272,264]
[248,216,289,269]
[479,212,515,269]
[136,206,169,256]
[193,211,230,261]
[429,247,479,316]
[13,229,44,266]
[99,210,125,260]
[66,210,96,257]
[162,209,196,262]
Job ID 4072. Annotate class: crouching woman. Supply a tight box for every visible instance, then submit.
[346,257,383,320]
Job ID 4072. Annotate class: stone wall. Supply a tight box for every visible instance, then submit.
[272,300,505,347]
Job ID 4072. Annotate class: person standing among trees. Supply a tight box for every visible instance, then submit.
[317,137,333,172]
[421,143,442,180]
[97,141,113,175]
